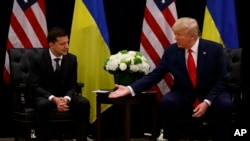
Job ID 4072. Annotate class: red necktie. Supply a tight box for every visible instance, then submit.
[187,49,196,87]
[187,49,200,107]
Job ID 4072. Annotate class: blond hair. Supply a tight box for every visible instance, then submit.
[172,17,200,38]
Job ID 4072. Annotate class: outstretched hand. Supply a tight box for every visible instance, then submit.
[108,84,131,98]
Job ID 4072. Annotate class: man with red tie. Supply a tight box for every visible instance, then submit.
[109,17,232,141]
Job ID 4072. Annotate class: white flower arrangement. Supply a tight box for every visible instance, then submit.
[104,50,150,75]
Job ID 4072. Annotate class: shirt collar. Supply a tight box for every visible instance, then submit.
[186,38,199,53]
[49,49,63,60]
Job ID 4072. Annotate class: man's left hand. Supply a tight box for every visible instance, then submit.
[192,101,209,118]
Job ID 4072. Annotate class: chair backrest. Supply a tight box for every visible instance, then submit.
[9,48,48,108]
[223,48,242,117]
[9,48,47,85]
[223,48,242,87]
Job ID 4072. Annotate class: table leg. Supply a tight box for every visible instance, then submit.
[97,98,101,141]
[151,102,157,140]
[124,104,130,141]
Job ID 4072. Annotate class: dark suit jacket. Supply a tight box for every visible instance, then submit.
[29,48,77,99]
[131,38,229,103]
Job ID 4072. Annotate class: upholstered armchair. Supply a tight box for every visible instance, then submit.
[9,48,84,141]
[224,48,242,130]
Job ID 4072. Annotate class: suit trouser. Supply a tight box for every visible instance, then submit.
[160,91,233,141]
[34,96,90,141]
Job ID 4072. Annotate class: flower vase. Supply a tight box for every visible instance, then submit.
[115,73,142,86]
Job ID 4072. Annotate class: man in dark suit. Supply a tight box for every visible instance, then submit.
[109,17,232,141]
[29,27,90,141]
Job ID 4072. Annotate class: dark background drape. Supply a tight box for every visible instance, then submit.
[0,0,247,138]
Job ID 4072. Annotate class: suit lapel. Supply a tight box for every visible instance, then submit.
[177,48,192,85]
[196,40,207,86]
[43,50,59,86]
[60,55,70,83]
[44,51,54,75]
[179,49,188,74]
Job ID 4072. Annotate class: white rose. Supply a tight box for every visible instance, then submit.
[130,64,140,72]
[106,60,119,71]
[119,63,127,71]
[128,51,136,56]
[140,62,150,74]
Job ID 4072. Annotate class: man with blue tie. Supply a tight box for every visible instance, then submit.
[109,17,232,141]
[29,27,90,141]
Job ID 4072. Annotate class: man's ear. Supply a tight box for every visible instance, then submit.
[49,42,54,47]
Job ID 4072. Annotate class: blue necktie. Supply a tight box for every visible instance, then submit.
[54,58,61,73]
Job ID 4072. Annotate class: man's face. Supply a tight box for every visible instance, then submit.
[173,30,193,49]
[49,36,69,57]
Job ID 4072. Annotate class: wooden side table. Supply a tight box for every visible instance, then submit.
[95,90,158,141]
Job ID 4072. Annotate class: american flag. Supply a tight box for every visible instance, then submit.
[140,0,177,101]
[3,0,47,84]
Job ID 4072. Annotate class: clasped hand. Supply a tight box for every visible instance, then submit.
[53,97,69,112]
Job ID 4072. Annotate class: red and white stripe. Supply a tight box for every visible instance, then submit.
[3,0,47,84]
[140,0,177,100]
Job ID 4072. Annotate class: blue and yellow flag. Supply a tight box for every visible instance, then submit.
[69,0,114,123]
[202,0,239,48]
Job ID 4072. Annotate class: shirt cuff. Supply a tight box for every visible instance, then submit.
[127,86,135,96]
[48,95,55,101]
[64,96,71,102]
[204,99,211,106]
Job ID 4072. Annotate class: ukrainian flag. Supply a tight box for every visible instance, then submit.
[202,0,239,48]
[69,0,114,123]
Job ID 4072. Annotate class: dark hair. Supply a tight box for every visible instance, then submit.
[47,27,68,43]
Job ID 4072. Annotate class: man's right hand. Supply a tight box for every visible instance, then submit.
[108,84,131,98]
[57,102,69,112]
[52,97,69,112]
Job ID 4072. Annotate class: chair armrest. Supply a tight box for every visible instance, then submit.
[226,83,242,106]
[75,82,84,96]
[13,82,84,108]
[227,83,241,90]
[12,83,27,110]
